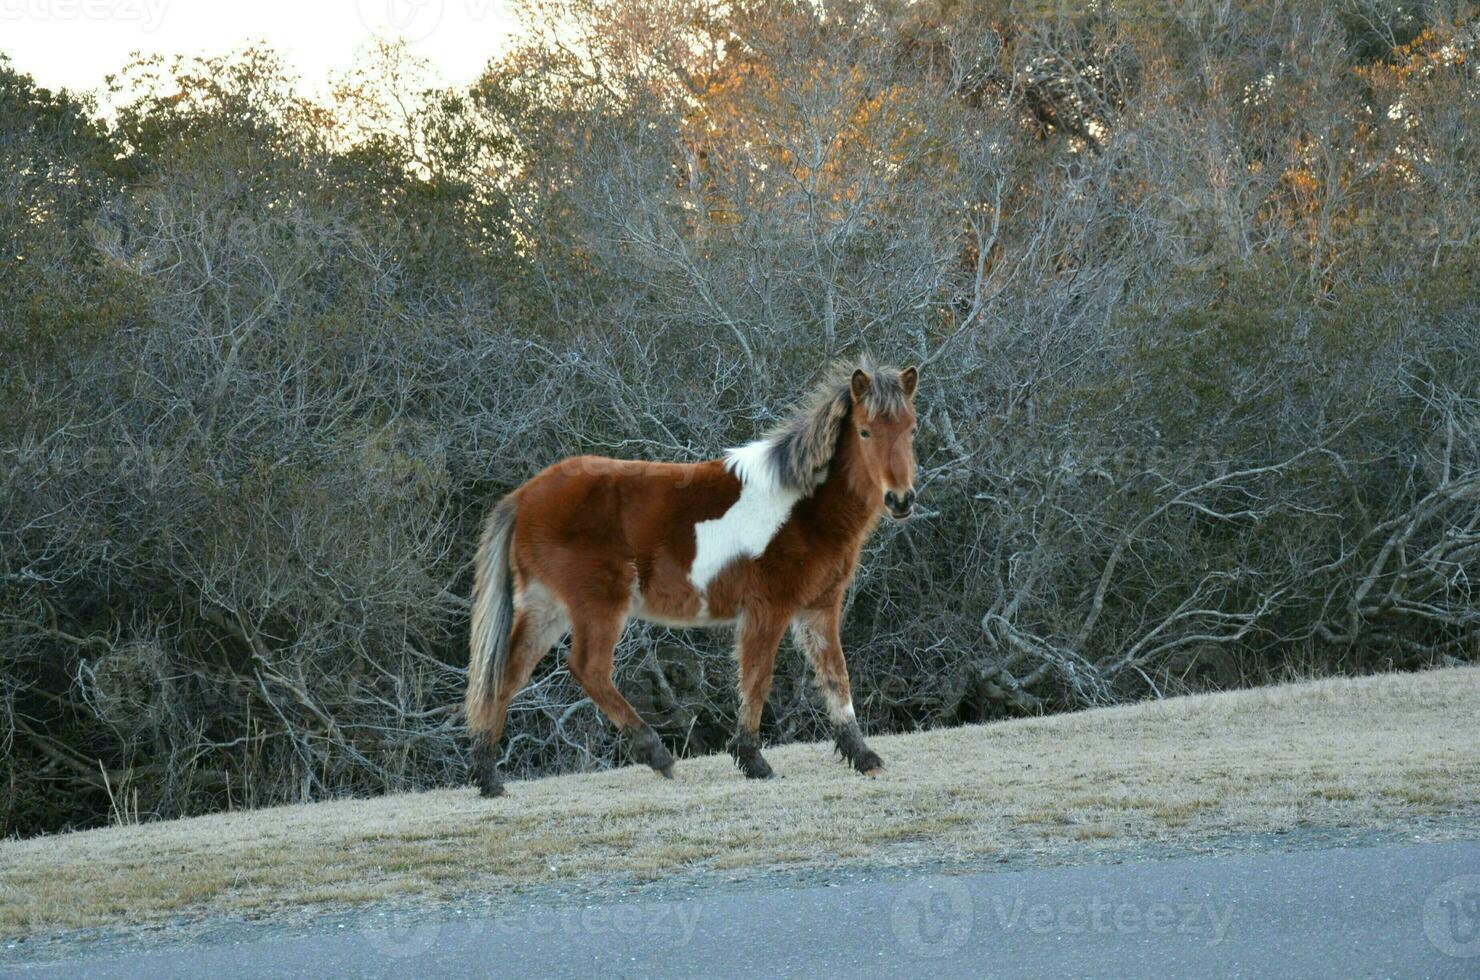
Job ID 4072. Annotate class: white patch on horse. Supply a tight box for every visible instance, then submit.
[515,580,571,651]
[689,440,801,593]
[630,584,725,628]
[632,602,726,628]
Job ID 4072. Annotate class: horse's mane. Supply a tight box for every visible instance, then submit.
[752,360,912,494]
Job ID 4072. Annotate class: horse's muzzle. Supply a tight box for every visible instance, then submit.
[884,488,916,520]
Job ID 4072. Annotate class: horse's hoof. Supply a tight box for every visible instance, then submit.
[478,780,506,798]
[739,758,776,779]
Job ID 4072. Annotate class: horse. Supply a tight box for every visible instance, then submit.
[465,361,920,796]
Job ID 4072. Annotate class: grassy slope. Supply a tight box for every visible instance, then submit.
[3,667,1479,937]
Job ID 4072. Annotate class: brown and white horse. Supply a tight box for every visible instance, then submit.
[466,362,919,796]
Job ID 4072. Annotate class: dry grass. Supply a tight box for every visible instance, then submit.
[3,667,1479,937]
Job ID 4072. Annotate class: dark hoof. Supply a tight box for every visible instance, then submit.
[728,731,775,780]
[742,758,776,780]
[469,734,504,797]
[834,721,884,775]
[630,726,676,776]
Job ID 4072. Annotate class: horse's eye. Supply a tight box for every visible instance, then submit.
[859,429,871,439]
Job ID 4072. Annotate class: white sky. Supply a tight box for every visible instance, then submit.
[0,0,522,95]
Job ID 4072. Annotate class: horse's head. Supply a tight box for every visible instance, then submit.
[849,365,919,520]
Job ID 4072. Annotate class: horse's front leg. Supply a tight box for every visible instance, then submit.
[728,610,789,779]
[792,600,884,776]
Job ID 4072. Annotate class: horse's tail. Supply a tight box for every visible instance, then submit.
[466,494,518,738]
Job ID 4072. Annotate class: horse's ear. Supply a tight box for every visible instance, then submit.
[850,369,872,403]
[900,366,919,399]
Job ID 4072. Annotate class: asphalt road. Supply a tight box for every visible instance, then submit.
[6,839,1480,978]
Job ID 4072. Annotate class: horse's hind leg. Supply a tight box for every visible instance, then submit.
[566,604,676,778]
[728,611,788,780]
[471,584,568,796]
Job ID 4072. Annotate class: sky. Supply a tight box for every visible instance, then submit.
[0,0,523,95]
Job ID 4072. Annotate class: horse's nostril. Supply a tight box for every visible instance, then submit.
[903,490,916,508]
